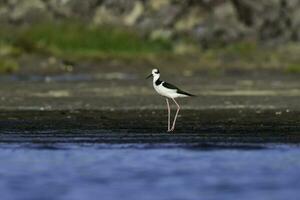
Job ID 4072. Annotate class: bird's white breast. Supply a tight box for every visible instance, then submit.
[153,82,184,98]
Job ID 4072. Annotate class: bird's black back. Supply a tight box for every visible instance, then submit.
[162,82,196,97]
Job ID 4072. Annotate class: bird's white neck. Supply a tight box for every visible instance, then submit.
[152,74,160,83]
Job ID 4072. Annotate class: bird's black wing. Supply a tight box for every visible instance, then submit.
[162,82,179,90]
[162,82,196,97]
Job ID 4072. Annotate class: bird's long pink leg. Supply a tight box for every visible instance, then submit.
[166,98,171,132]
[170,98,180,131]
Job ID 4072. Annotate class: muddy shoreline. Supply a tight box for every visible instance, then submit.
[0,71,299,144]
[0,109,299,144]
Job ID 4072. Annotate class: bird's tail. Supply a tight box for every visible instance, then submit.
[178,90,197,97]
[186,93,197,97]
[188,93,197,97]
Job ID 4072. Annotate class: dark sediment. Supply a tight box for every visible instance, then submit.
[0,109,300,144]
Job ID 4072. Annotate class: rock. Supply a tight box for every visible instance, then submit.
[292,10,300,40]
[93,6,120,25]
[93,0,137,25]
[124,1,144,26]
[102,0,136,13]
[148,0,171,11]
[173,42,198,55]
[0,0,6,5]
[137,1,184,33]
[48,0,98,19]
[8,0,51,23]
[193,1,248,46]
[174,7,205,32]
[150,29,173,40]
[231,0,300,44]
[0,7,9,23]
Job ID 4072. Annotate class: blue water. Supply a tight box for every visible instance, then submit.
[0,144,300,200]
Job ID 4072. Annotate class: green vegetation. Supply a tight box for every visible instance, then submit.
[13,23,172,58]
[0,58,19,73]
[17,23,171,57]
[0,22,299,74]
[0,43,21,73]
[0,22,173,73]
[286,63,300,73]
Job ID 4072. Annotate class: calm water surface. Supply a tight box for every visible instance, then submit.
[0,144,300,200]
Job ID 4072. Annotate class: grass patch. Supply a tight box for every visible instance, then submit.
[11,22,172,59]
[286,63,300,73]
[0,58,19,73]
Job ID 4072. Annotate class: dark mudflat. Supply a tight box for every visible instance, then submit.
[1,109,299,144]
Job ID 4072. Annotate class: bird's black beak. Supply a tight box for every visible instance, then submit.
[146,74,153,79]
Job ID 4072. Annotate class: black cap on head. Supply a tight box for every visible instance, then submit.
[153,68,159,74]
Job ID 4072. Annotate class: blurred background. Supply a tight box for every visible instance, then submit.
[0,0,299,75]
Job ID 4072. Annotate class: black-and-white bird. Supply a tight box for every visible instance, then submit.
[147,68,196,132]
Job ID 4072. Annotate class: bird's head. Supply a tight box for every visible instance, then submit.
[146,68,160,79]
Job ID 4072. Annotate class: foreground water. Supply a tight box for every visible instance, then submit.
[0,144,300,200]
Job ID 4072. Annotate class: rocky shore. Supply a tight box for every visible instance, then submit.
[0,0,299,46]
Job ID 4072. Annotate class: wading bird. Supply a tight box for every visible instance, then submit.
[147,68,196,132]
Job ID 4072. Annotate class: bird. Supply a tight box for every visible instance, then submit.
[146,68,196,132]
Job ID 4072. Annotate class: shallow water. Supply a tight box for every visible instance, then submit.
[0,144,300,200]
